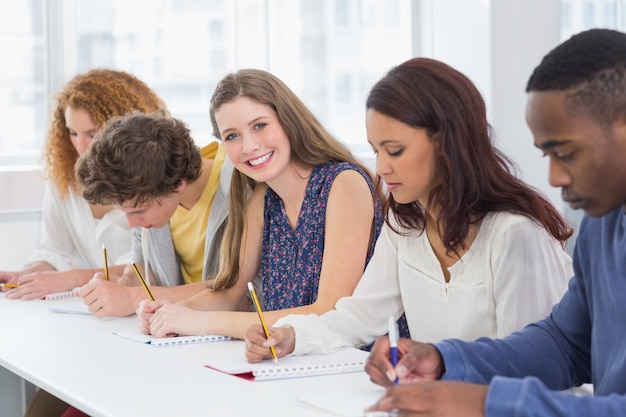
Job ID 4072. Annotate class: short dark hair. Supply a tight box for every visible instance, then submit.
[526,28,626,126]
[76,111,202,206]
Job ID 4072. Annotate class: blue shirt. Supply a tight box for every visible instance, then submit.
[436,207,626,416]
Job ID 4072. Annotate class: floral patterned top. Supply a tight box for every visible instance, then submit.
[261,161,383,311]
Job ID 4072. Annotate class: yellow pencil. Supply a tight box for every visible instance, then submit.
[0,283,19,289]
[102,244,110,281]
[130,260,155,301]
[247,281,278,364]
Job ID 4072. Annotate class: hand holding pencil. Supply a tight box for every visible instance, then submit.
[243,324,296,364]
[243,282,299,364]
[0,269,26,292]
[4,270,78,300]
[247,282,279,364]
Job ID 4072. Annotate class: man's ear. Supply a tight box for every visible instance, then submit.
[610,115,626,144]
[176,179,187,193]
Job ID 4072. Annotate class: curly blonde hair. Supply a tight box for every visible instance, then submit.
[45,69,167,198]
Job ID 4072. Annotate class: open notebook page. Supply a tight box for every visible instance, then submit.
[297,374,386,416]
[205,343,370,381]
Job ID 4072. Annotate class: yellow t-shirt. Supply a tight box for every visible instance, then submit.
[169,142,226,284]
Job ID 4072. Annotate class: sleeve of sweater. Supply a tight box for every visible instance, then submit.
[483,375,626,417]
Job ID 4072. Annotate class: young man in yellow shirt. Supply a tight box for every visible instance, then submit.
[75,111,235,317]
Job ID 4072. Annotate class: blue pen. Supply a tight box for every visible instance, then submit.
[388,316,399,385]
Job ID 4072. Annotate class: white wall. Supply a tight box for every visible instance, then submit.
[424,0,563,211]
[0,210,41,269]
[490,0,562,209]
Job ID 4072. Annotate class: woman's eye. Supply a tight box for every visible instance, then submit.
[224,132,239,141]
[389,148,404,157]
[253,122,267,130]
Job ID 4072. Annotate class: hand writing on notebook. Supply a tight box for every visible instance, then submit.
[137,299,169,334]
[244,324,295,363]
[5,270,79,300]
[364,338,486,416]
[79,275,137,318]
[0,271,19,292]
[364,380,487,417]
[140,301,206,338]
[365,337,444,387]
[136,300,180,338]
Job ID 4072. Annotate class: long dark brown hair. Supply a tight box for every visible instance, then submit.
[367,58,572,255]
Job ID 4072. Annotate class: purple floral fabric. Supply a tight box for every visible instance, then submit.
[261,162,382,311]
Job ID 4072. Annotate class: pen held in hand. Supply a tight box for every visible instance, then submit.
[388,316,399,385]
[247,281,278,364]
[0,283,19,289]
[131,260,155,301]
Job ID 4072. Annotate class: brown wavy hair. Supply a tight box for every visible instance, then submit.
[367,58,572,255]
[45,69,167,198]
[76,111,202,206]
[209,68,380,290]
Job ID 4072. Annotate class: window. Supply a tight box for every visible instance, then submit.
[335,73,352,103]
[561,0,624,40]
[0,0,44,167]
[0,0,414,163]
[334,0,350,26]
[0,0,416,210]
[73,0,413,152]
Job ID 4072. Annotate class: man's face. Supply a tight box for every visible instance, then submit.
[526,90,626,217]
[119,194,181,229]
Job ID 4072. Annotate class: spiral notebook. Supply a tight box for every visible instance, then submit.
[44,288,80,300]
[205,344,370,381]
[113,329,231,347]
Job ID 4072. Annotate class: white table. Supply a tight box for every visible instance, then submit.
[0,295,381,417]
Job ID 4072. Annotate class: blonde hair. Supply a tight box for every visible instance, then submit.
[45,69,167,198]
[209,68,378,290]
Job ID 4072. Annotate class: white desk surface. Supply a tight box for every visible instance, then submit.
[0,295,382,417]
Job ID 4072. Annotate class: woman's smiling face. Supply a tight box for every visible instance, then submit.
[215,96,292,185]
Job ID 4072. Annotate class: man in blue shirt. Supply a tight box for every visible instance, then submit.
[364,28,626,417]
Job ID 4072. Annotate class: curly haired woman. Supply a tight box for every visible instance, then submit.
[1,69,166,300]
